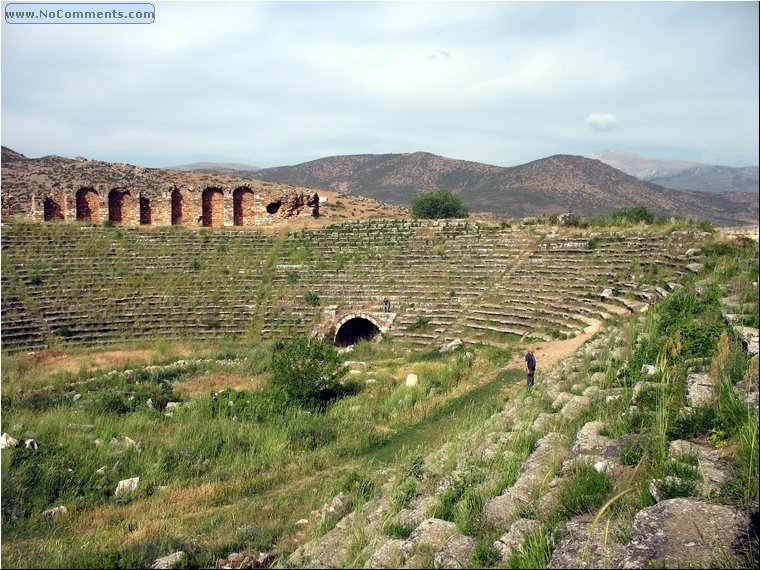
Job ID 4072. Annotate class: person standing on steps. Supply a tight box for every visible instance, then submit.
[525,346,536,388]
[383,297,391,313]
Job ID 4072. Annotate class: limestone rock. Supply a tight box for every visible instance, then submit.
[433,534,476,569]
[571,421,609,456]
[366,537,405,569]
[1,433,18,449]
[685,262,705,273]
[397,496,437,528]
[551,392,574,410]
[622,498,746,568]
[344,360,368,371]
[494,518,542,562]
[483,433,571,528]
[439,338,463,353]
[401,518,459,568]
[669,440,729,493]
[548,516,626,568]
[42,505,68,518]
[405,374,419,387]
[640,364,658,376]
[648,476,698,502]
[686,371,716,407]
[559,395,590,420]
[736,326,759,357]
[149,551,187,569]
[531,412,557,434]
[115,476,140,496]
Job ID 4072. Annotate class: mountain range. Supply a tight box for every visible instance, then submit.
[216,151,758,225]
[2,147,757,226]
[593,149,758,194]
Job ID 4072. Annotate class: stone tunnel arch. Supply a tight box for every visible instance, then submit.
[202,187,224,227]
[108,189,131,224]
[76,188,100,222]
[334,315,382,347]
[233,187,254,226]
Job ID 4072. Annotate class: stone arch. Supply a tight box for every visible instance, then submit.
[43,195,65,221]
[202,187,224,227]
[139,196,152,225]
[108,189,132,224]
[76,188,100,222]
[334,314,383,347]
[233,187,255,226]
[171,189,184,225]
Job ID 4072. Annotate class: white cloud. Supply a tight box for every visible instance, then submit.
[585,113,620,132]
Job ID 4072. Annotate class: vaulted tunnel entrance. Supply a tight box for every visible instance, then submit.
[334,317,381,347]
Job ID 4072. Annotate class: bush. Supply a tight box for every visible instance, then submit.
[270,336,348,410]
[411,189,469,219]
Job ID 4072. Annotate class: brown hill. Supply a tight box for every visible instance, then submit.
[245,152,757,225]
[0,147,408,225]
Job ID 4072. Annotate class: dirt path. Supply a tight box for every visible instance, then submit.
[505,320,604,373]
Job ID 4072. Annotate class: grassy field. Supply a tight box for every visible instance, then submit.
[0,333,520,568]
[2,220,758,569]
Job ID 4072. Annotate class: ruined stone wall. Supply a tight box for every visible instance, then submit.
[23,184,317,227]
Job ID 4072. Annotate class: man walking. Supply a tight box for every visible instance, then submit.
[524,346,536,388]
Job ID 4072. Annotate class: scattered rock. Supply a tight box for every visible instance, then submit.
[439,338,463,353]
[685,262,705,273]
[1,433,18,449]
[42,505,68,518]
[640,364,658,376]
[115,476,140,496]
[149,551,187,569]
[405,374,418,387]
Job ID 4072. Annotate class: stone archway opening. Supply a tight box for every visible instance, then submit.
[76,188,100,222]
[140,196,152,225]
[233,187,254,226]
[43,195,65,221]
[334,317,381,347]
[171,189,183,225]
[108,189,131,224]
[266,200,282,215]
[202,187,224,227]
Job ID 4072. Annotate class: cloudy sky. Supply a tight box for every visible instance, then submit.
[2,1,758,169]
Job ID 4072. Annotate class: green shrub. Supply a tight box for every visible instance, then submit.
[411,189,469,219]
[270,336,348,410]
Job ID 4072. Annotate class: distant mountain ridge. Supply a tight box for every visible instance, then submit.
[230,151,758,225]
[3,146,757,226]
[165,161,261,174]
[593,149,758,194]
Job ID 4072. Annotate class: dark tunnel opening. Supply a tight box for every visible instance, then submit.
[334,317,381,347]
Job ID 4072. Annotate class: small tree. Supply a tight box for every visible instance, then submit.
[271,336,348,409]
[411,189,469,219]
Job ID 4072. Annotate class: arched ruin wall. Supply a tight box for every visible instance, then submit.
[20,184,318,227]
